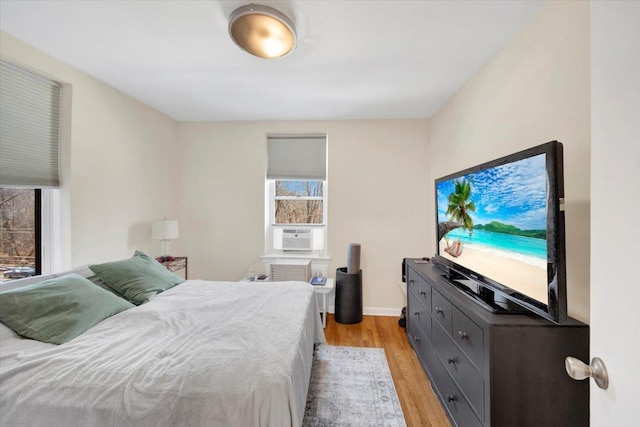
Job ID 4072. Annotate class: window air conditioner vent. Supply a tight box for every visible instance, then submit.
[282,229,312,251]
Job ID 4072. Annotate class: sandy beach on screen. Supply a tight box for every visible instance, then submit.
[439,242,548,305]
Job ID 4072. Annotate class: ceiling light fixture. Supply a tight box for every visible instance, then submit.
[228,3,297,59]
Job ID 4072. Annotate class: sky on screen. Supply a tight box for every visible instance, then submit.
[437,154,547,231]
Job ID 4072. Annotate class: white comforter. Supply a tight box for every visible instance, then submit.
[0,280,325,427]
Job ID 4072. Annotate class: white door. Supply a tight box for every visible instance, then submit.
[590,2,640,425]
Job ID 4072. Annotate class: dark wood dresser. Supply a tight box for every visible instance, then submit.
[405,258,589,427]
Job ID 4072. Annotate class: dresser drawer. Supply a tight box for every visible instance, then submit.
[407,271,432,311]
[409,295,431,341]
[406,293,428,344]
[408,319,437,372]
[432,289,452,334]
[429,343,483,427]
[452,306,484,372]
[433,323,484,420]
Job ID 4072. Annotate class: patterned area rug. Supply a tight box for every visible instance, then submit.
[303,345,407,427]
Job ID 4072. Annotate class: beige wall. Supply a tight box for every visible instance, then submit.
[428,1,590,322]
[0,0,592,320]
[177,119,430,314]
[1,31,179,269]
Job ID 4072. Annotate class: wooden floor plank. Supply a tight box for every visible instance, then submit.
[324,314,452,427]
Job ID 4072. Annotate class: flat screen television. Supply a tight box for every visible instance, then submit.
[432,141,567,323]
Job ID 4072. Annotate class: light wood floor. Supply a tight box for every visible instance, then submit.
[323,314,452,427]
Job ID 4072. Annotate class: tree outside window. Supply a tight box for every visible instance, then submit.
[0,188,39,282]
[274,180,323,224]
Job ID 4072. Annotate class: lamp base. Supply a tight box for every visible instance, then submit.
[160,239,172,260]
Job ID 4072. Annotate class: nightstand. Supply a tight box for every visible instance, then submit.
[313,278,334,328]
[160,257,188,279]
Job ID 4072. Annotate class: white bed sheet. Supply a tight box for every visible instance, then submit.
[0,280,325,427]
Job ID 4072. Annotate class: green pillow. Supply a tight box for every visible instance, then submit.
[89,251,185,305]
[0,273,134,344]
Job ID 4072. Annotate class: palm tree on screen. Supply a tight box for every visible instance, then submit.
[445,177,476,242]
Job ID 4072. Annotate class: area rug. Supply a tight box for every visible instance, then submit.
[303,345,407,427]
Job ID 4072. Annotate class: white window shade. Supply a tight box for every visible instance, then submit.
[267,136,327,180]
[0,61,62,188]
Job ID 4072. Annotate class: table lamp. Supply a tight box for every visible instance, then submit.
[152,219,179,260]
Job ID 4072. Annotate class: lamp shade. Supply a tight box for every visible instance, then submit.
[152,219,179,240]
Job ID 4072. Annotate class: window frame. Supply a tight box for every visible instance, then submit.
[0,188,61,280]
[40,189,61,275]
[265,134,328,255]
[266,178,328,254]
[34,189,42,275]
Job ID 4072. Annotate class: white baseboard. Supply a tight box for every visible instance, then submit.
[327,306,403,317]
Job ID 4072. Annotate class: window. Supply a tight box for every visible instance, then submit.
[0,60,62,281]
[266,135,327,253]
[275,180,323,224]
[0,189,41,282]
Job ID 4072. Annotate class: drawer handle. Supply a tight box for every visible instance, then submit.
[458,331,468,340]
[419,290,427,296]
[414,311,420,317]
[447,356,456,365]
[414,336,421,344]
[435,307,444,314]
[409,279,415,285]
[446,395,456,403]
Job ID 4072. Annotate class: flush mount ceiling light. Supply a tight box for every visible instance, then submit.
[228,3,297,59]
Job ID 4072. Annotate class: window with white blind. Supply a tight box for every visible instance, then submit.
[0,60,62,280]
[266,135,328,253]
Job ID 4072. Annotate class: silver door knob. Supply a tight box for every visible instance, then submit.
[565,356,609,390]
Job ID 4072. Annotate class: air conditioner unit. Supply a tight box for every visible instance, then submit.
[282,228,312,251]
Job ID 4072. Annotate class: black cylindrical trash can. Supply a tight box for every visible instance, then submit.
[335,267,363,324]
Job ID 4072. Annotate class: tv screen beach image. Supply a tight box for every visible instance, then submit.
[437,153,548,305]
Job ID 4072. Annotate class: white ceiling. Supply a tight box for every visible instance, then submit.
[0,0,546,122]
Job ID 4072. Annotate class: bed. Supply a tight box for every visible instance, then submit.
[0,260,325,427]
